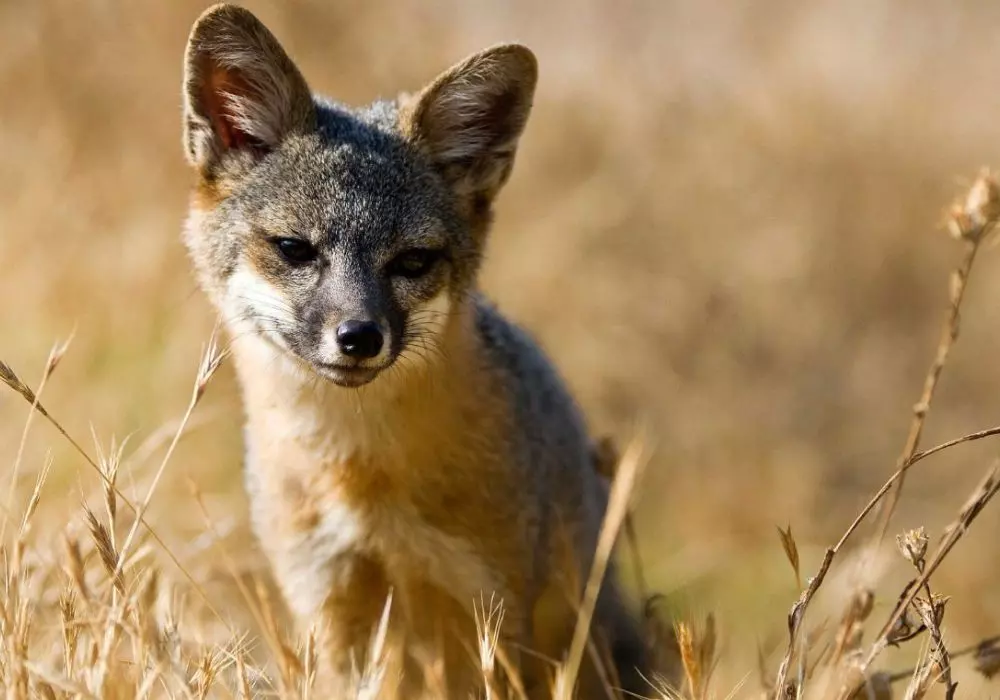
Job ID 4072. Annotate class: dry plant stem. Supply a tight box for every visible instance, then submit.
[1,344,61,546]
[556,439,646,699]
[188,480,287,669]
[910,424,1000,463]
[111,334,226,586]
[875,239,981,543]
[596,436,650,606]
[900,536,955,700]
[864,462,1000,672]
[887,634,1000,683]
[834,423,1000,549]
[0,358,231,631]
[902,595,955,700]
[919,586,955,698]
[111,378,201,586]
[623,514,649,606]
[901,638,936,700]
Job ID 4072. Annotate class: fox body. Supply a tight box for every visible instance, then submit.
[181,5,649,697]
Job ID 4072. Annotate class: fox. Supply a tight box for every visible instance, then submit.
[180,4,653,698]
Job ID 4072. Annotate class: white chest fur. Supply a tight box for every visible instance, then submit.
[246,446,502,621]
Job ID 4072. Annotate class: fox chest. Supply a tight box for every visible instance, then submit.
[245,453,501,621]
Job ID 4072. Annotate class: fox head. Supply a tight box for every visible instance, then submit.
[181,4,536,388]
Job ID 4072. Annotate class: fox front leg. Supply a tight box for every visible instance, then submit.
[308,554,397,697]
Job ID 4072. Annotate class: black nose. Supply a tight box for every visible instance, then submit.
[336,320,384,359]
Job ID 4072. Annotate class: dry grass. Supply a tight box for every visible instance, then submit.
[6,0,1000,697]
[2,173,1000,698]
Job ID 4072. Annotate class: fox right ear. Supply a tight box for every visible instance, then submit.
[182,4,315,171]
[402,44,537,207]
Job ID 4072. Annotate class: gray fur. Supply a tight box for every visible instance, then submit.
[189,101,479,371]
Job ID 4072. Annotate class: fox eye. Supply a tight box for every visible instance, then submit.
[388,249,442,279]
[272,238,317,265]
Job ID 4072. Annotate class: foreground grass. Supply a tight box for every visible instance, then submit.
[3,173,1000,698]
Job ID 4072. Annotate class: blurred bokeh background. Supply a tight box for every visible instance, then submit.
[3,0,1000,693]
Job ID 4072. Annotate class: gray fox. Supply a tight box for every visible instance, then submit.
[181,4,651,697]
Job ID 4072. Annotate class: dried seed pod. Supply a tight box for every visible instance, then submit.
[896,528,929,568]
[886,604,924,646]
[947,169,1000,241]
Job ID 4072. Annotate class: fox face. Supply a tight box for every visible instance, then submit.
[182,4,536,387]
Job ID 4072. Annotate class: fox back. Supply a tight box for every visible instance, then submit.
[181,4,651,698]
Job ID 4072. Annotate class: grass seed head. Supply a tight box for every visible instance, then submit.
[896,528,928,568]
[947,169,1000,241]
[45,332,75,379]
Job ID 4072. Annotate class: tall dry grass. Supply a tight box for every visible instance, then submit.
[5,0,1000,697]
[2,173,1000,697]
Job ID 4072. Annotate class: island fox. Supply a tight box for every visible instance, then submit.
[181,4,651,697]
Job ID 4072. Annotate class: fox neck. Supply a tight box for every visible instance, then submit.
[228,297,480,467]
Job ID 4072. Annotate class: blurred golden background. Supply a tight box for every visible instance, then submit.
[3,0,1000,693]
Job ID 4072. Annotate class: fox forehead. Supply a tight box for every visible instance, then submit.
[220,100,458,250]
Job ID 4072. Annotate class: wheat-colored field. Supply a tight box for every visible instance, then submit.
[4,1,1000,697]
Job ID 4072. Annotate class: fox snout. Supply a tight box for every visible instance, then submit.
[311,307,396,386]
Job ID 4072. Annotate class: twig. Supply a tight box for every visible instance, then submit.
[875,170,999,542]
[887,634,1000,684]
[110,333,227,586]
[592,436,649,602]
[874,240,980,543]
[624,515,649,605]
[863,461,1000,672]
[554,437,647,699]
[1,338,70,545]
[186,477,286,673]
[910,425,1000,464]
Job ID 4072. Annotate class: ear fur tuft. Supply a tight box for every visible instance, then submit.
[403,44,538,202]
[182,4,315,170]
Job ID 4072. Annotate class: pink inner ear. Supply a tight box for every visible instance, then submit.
[201,62,253,150]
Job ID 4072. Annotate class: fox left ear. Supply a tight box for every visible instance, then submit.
[402,44,537,208]
[182,4,315,172]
